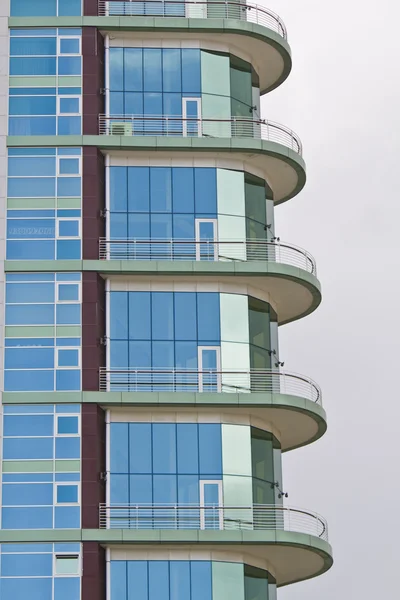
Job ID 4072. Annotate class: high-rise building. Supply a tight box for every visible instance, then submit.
[0,1,333,599]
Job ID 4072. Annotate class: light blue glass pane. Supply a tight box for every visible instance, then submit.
[177,475,200,504]
[163,49,181,92]
[8,176,56,197]
[56,273,80,281]
[203,482,220,505]
[172,168,194,213]
[59,157,79,174]
[151,292,173,340]
[8,147,56,155]
[10,28,57,36]
[5,337,53,346]
[174,293,196,340]
[143,49,162,92]
[5,347,54,369]
[152,341,174,369]
[0,578,52,600]
[153,423,176,474]
[57,415,79,434]
[58,148,81,155]
[194,168,217,214]
[9,116,56,135]
[55,436,80,458]
[110,561,127,600]
[127,562,147,600]
[10,37,57,56]
[110,340,128,368]
[150,168,172,212]
[110,474,129,504]
[56,239,81,259]
[2,483,53,506]
[8,156,55,176]
[110,167,127,212]
[110,292,128,338]
[6,304,54,325]
[54,578,80,600]
[9,87,57,95]
[55,473,80,481]
[57,177,81,197]
[3,404,54,413]
[128,341,151,368]
[109,48,123,90]
[177,424,198,474]
[7,218,55,238]
[110,91,123,114]
[128,214,149,239]
[56,337,80,346]
[172,214,195,241]
[197,293,220,341]
[8,210,55,217]
[58,56,81,75]
[3,473,53,482]
[129,474,152,504]
[163,93,182,118]
[129,423,152,473]
[9,96,56,116]
[110,213,127,238]
[110,423,129,472]
[128,167,149,212]
[148,561,169,600]
[124,48,143,91]
[6,282,54,303]
[170,561,190,600]
[59,97,80,114]
[0,553,52,576]
[2,543,52,552]
[10,0,57,17]
[5,369,54,392]
[182,49,201,93]
[199,424,222,475]
[59,39,80,54]
[57,484,78,503]
[175,341,197,370]
[58,283,79,301]
[57,116,81,135]
[60,28,82,35]
[56,304,81,325]
[55,369,80,391]
[143,92,162,116]
[3,437,53,459]
[7,240,55,260]
[191,562,212,600]
[10,57,57,76]
[3,414,54,436]
[54,506,80,528]
[54,543,81,552]
[150,213,172,239]
[55,404,80,412]
[58,0,82,16]
[201,349,218,370]
[57,209,81,217]
[124,91,143,114]
[2,507,53,529]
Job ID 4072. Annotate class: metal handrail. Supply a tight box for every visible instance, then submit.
[98,115,302,154]
[98,0,287,38]
[98,238,316,273]
[98,503,328,540]
[98,368,322,403]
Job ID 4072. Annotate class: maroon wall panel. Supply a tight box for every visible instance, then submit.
[82,543,106,600]
[82,272,106,391]
[84,0,99,16]
[82,146,105,260]
[81,405,106,528]
[82,28,104,133]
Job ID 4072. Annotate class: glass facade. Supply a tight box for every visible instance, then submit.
[10,0,82,16]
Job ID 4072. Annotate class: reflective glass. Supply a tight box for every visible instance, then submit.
[127,562,147,600]
[4,414,54,436]
[111,423,129,472]
[5,369,54,392]
[128,167,149,212]
[58,283,79,301]
[10,37,57,56]
[9,96,57,115]
[129,474,152,504]
[57,416,79,434]
[54,505,80,528]
[55,367,80,390]
[55,436,80,458]
[110,292,128,338]
[58,220,79,237]
[177,475,199,504]
[10,57,57,76]
[56,304,80,324]
[8,176,56,197]
[128,292,151,339]
[199,424,222,474]
[182,49,201,93]
[163,49,181,92]
[6,281,54,303]
[56,484,78,503]
[58,57,81,75]
[110,474,129,504]
[197,293,220,341]
[8,156,55,176]
[2,483,53,506]
[150,168,172,212]
[59,38,80,54]
[58,0,82,15]
[129,423,152,473]
[110,167,127,211]
[59,97,80,114]
[194,168,217,214]
[0,577,52,599]
[151,292,173,340]
[5,347,54,369]
[174,293,196,340]
[152,341,174,368]
[2,506,53,529]
[177,424,198,474]
[129,341,151,367]
[54,578,80,600]
[59,157,79,174]
[148,561,169,600]
[110,561,127,600]
[153,424,176,473]
[170,561,190,600]
[124,48,143,91]
[0,552,52,576]
[191,562,212,600]
[10,0,57,16]
[143,49,162,92]
[172,168,194,213]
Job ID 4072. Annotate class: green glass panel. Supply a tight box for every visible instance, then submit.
[244,565,269,600]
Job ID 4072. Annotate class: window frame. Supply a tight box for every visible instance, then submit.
[56,281,81,303]
[56,217,81,239]
[56,413,81,436]
[55,482,80,505]
[57,154,81,176]
[55,346,81,369]
[57,95,81,117]
[57,36,81,56]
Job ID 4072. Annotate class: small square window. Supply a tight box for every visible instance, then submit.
[55,555,80,575]
[59,97,80,115]
[59,38,80,55]
[56,484,79,504]
[57,283,80,302]
[57,348,80,368]
[57,220,80,238]
[57,415,79,435]
[58,157,80,175]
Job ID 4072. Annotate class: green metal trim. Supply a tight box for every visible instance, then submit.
[8,16,291,94]
[6,136,306,203]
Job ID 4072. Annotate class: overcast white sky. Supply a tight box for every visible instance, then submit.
[261,0,400,597]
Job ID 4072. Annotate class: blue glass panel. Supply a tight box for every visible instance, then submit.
[58,56,81,75]
[6,281,54,303]
[143,49,162,92]
[0,578,52,600]
[128,341,151,368]
[3,414,54,436]
[129,474,152,503]
[8,176,56,197]
[172,168,194,213]
[124,48,143,91]
[57,416,79,434]
[56,239,81,259]
[8,156,55,176]
[54,578,81,600]
[2,483,53,506]
[110,474,129,504]
[150,213,172,239]
[57,348,79,366]
[153,423,176,474]
[111,423,129,472]
[10,29,57,36]
[9,96,56,115]
[3,473,53,482]
[58,148,81,155]
[172,214,195,241]
[197,293,220,341]
[56,304,81,324]
[177,475,200,504]
[1,543,52,552]
[194,168,217,214]
[58,0,82,16]
[170,561,190,600]
[9,87,57,95]
[59,39,80,54]
[5,369,54,392]
[129,423,152,474]
[163,49,181,92]
[110,292,128,338]
[110,213,127,238]
[128,292,150,339]
[199,424,222,475]
[55,436,80,458]
[59,97,80,114]
[163,93,182,118]
[55,473,80,481]
[58,283,79,301]
[10,37,57,56]
[124,91,143,115]
[152,341,174,369]
[10,0,57,17]
[57,177,81,197]
[182,49,201,94]
[127,167,149,212]
[110,91,123,114]
[54,543,81,552]
[5,337,53,346]
[10,57,57,76]
[57,484,78,503]
[148,561,169,600]
[56,272,80,280]
[55,369,80,391]
[110,340,128,368]
[150,168,172,212]
[144,92,162,116]
[0,552,52,576]
[58,116,81,135]
[177,424,198,474]
[5,347,54,369]
[152,292,173,340]
[175,341,197,370]
[6,239,54,260]
[3,437,53,459]
[110,167,127,212]
[55,404,80,412]
[110,562,127,600]
[127,562,148,600]
[191,562,212,600]
[9,116,57,135]
[59,157,79,174]
[7,219,55,239]
[2,507,53,529]
[128,214,149,239]
[174,293,196,340]
[3,404,54,413]
[6,304,54,325]
[109,48,124,91]
[8,210,55,217]
[54,506,80,528]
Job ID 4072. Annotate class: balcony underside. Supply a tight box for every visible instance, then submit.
[8,16,292,94]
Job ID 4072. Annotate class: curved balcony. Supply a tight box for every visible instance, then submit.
[99,0,287,40]
[99,238,315,273]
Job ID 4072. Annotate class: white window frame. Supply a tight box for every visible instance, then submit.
[199,480,223,530]
[57,155,82,176]
[182,97,202,137]
[56,413,81,436]
[54,553,82,577]
[57,95,82,117]
[57,36,82,56]
[55,482,80,506]
[56,347,81,369]
[56,217,81,239]
[198,346,221,392]
[195,218,218,261]
[56,281,82,303]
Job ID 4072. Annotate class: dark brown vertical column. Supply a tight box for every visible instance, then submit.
[83,0,99,16]
[82,146,105,260]
[82,272,106,390]
[82,543,106,600]
[81,404,106,528]
[82,28,104,132]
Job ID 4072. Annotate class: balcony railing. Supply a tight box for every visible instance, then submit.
[98,115,302,154]
[98,0,287,39]
[99,238,316,273]
[99,368,322,403]
[98,503,328,540]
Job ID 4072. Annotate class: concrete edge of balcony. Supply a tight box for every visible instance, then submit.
[7,15,292,94]
[6,135,306,204]
[1,391,327,451]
